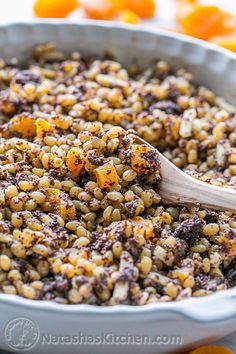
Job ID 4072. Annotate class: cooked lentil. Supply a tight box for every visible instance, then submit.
[0,44,235,305]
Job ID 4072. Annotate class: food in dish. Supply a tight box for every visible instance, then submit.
[0,44,235,305]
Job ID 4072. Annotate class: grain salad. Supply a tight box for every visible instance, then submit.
[0,43,235,305]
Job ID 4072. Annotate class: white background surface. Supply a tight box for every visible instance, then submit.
[0,0,235,352]
[0,0,235,23]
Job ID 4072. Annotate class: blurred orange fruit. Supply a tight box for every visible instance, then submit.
[126,0,156,19]
[189,345,234,354]
[80,0,124,20]
[120,10,141,24]
[179,5,236,40]
[210,33,236,53]
[176,0,198,22]
[34,0,79,18]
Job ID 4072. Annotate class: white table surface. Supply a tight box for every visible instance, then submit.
[0,0,235,22]
[0,0,236,352]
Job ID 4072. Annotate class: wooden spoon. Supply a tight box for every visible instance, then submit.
[132,135,236,212]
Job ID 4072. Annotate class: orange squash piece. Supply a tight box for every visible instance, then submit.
[126,0,156,18]
[189,345,233,354]
[94,161,119,189]
[7,114,36,138]
[44,188,76,220]
[131,217,154,239]
[120,10,141,24]
[180,5,236,40]
[130,144,159,175]
[49,115,73,130]
[66,147,85,177]
[34,0,78,18]
[216,234,236,257]
[59,196,76,220]
[210,34,236,53]
[36,119,54,139]
[81,0,123,20]
[20,229,44,248]
[170,267,190,285]
[44,188,60,212]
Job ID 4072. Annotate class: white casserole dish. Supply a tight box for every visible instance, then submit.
[0,21,236,354]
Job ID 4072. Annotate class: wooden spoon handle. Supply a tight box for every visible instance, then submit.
[161,173,236,212]
[132,134,236,212]
[159,152,236,212]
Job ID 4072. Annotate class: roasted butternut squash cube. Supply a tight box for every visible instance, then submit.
[130,144,160,175]
[44,188,75,220]
[94,161,119,189]
[217,234,236,257]
[49,115,73,130]
[8,114,36,138]
[170,268,190,285]
[66,147,85,177]
[59,196,76,220]
[131,217,154,239]
[36,119,54,139]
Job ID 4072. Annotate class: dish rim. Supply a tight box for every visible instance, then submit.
[1,18,236,59]
[0,20,236,323]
